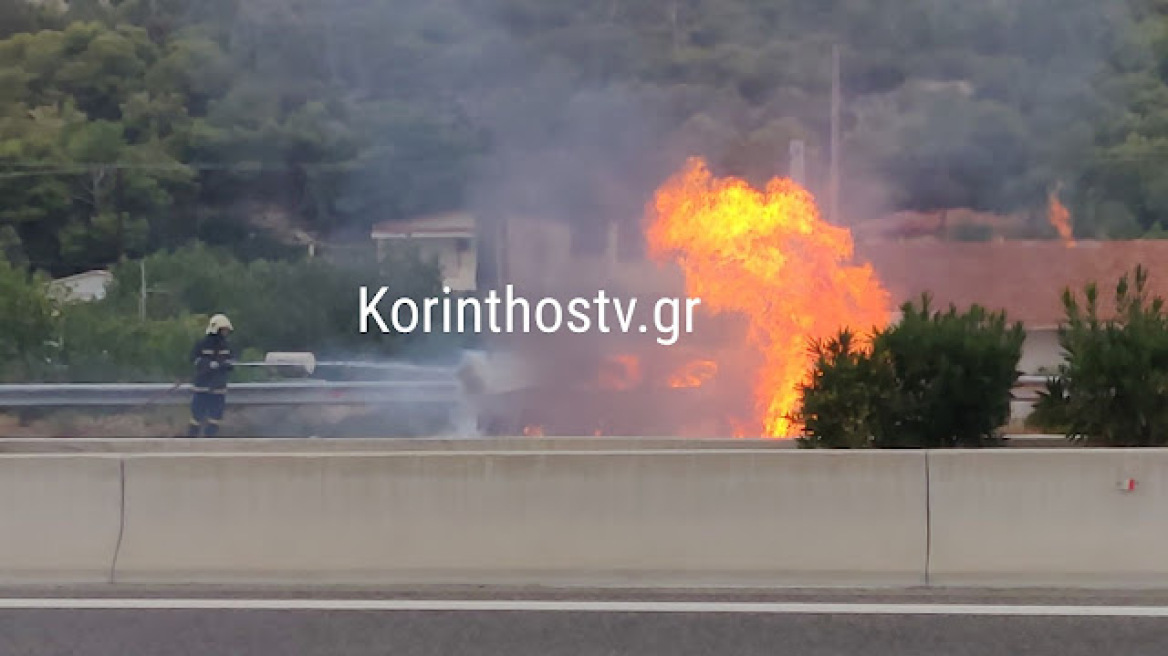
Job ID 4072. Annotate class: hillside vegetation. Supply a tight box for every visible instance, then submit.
[2,0,1168,276]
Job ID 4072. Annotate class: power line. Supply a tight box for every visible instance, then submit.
[0,161,355,175]
[0,160,358,168]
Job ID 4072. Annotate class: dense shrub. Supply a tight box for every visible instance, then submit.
[49,307,206,382]
[795,294,1025,448]
[0,242,446,382]
[0,260,57,381]
[100,242,447,359]
[792,328,897,448]
[1029,265,1168,446]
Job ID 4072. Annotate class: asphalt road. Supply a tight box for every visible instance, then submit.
[2,587,1168,655]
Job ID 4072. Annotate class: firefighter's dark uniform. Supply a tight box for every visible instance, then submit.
[188,329,234,437]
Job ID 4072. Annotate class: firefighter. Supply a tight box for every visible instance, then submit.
[188,313,235,437]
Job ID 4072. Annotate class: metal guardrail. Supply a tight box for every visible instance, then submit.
[0,381,463,408]
[0,374,1056,409]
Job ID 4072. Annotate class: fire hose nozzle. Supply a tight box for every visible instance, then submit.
[263,351,317,375]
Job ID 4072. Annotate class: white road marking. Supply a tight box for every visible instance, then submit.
[0,599,1167,616]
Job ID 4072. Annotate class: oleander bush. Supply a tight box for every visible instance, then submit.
[1029,265,1168,446]
[795,294,1025,448]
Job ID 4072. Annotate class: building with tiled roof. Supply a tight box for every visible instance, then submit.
[854,239,1168,373]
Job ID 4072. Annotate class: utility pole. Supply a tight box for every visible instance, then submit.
[139,260,147,321]
[114,165,125,259]
[829,44,841,226]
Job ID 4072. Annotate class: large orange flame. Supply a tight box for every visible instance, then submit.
[645,157,891,437]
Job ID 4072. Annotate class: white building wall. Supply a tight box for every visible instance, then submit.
[47,271,112,303]
[416,239,476,292]
[1019,329,1063,375]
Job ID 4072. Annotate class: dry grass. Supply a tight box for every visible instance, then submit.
[0,407,189,438]
[0,404,438,438]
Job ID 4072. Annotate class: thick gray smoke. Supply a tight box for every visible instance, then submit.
[299,0,1147,436]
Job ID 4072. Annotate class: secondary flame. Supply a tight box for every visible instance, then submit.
[598,354,642,390]
[668,359,718,388]
[523,425,545,437]
[645,157,891,437]
[1048,185,1075,247]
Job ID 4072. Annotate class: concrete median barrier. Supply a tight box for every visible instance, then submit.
[112,449,928,586]
[0,436,801,454]
[0,455,123,583]
[927,448,1168,586]
[26,444,1168,589]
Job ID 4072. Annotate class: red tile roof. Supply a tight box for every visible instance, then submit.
[853,239,1168,328]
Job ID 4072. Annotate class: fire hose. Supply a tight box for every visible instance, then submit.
[53,354,317,437]
[35,351,453,437]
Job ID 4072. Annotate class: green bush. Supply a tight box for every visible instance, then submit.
[0,241,448,383]
[100,242,446,358]
[0,260,57,381]
[792,328,897,448]
[49,306,204,382]
[795,294,1026,448]
[1029,265,1168,446]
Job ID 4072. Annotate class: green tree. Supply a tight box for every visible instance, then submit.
[52,305,203,382]
[0,0,63,40]
[0,259,57,381]
[6,0,1168,278]
[98,242,444,358]
[0,242,447,383]
[1030,265,1168,446]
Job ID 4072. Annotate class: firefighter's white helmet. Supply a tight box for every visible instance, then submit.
[207,313,233,334]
